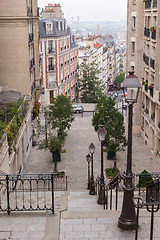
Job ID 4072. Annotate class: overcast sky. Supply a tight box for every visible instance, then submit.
[38,0,127,22]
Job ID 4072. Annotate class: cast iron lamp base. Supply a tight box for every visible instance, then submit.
[118,185,136,230]
[89,178,96,195]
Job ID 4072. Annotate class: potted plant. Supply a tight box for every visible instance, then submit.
[150,26,156,32]
[136,170,153,188]
[107,142,117,160]
[105,166,120,178]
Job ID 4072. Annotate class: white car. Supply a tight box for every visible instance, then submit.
[72,104,83,113]
[122,98,127,110]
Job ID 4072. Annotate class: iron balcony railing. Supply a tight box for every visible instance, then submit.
[143,53,149,66]
[29,33,34,43]
[153,0,157,8]
[27,6,32,16]
[48,64,55,71]
[150,58,155,69]
[144,27,150,38]
[48,48,56,54]
[0,173,67,215]
[145,0,151,9]
[151,29,156,40]
[30,58,35,70]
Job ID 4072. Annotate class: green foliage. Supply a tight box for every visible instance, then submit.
[115,72,125,85]
[136,170,153,187]
[105,167,119,177]
[38,135,64,153]
[47,94,74,137]
[38,95,74,153]
[77,58,105,103]
[92,95,127,152]
[0,99,26,146]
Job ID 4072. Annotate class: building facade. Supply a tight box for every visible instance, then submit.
[126,0,160,155]
[0,0,41,174]
[0,0,41,100]
[39,4,79,105]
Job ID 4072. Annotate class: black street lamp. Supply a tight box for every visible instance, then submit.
[118,70,141,230]
[97,125,107,204]
[89,143,96,195]
[86,154,91,190]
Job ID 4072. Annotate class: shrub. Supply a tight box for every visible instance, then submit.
[136,170,153,187]
[105,167,119,177]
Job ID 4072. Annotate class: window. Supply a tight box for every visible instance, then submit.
[48,58,54,70]
[46,23,52,35]
[132,42,135,54]
[131,66,135,71]
[50,91,54,104]
[133,16,136,29]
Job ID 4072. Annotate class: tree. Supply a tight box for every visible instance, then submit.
[115,71,125,86]
[92,95,127,152]
[38,94,74,153]
[37,95,74,171]
[77,58,105,103]
[47,94,74,139]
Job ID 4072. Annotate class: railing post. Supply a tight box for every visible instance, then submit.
[6,175,11,215]
[65,176,68,190]
[51,174,54,214]
[150,203,154,240]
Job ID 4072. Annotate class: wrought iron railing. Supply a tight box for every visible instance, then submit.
[144,27,150,38]
[0,173,67,215]
[153,0,157,8]
[95,174,122,210]
[145,0,151,9]
[151,29,156,40]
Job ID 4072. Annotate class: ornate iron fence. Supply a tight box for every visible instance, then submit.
[0,173,67,215]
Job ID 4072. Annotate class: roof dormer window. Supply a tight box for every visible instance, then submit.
[46,23,52,35]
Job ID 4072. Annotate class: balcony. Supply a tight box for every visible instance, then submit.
[37,7,40,17]
[150,88,153,97]
[48,48,55,54]
[151,29,156,40]
[29,33,34,43]
[143,53,149,66]
[144,27,150,38]
[151,112,155,122]
[48,65,55,71]
[145,108,149,114]
[48,81,56,88]
[153,0,157,8]
[27,6,32,16]
[144,0,151,9]
[30,58,34,70]
[150,58,155,69]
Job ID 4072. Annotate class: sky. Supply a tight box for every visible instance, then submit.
[38,0,127,22]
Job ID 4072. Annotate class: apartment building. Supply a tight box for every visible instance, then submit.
[0,0,41,100]
[126,0,160,155]
[78,36,108,93]
[0,0,41,174]
[39,4,79,105]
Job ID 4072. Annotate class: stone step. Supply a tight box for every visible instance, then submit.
[61,209,121,219]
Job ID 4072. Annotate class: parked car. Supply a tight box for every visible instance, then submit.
[72,104,83,113]
[122,98,127,110]
[111,92,118,101]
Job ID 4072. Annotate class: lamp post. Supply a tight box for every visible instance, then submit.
[89,143,96,195]
[97,125,107,204]
[118,70,141,230]
[86,154,91,190]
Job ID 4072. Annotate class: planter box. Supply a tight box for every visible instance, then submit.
[107,151,116,160]
[52,152,61,162]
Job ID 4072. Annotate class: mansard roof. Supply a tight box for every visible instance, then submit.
[39,18,70,38]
